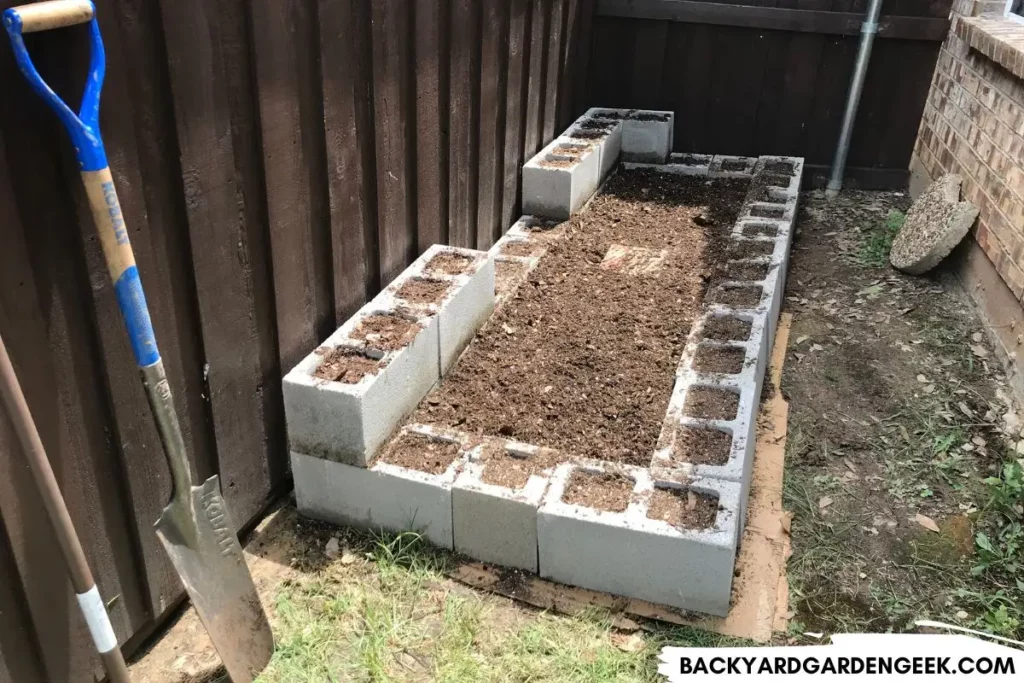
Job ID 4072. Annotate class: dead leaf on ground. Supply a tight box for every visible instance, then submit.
[611,633,646,653]
[915,513,940,533]
[819,496,834,510]
[971,344,989,358]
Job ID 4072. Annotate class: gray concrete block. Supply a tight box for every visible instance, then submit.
[386,245,496,377]
[283,301,440,467]
[452,440,553,572]
[587,108,674,164]
[537,462,740,616]
[562,117,623,180]
[522,139,601,220]
[292,425,471,549]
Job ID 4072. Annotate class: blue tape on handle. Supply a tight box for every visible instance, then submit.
[114,266,160,367]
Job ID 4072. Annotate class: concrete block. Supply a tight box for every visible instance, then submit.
[283,302,440,467]
[562,117,623,180]
[387,245,496,377]
[537,462,740,616]
[587,108,674,164]
[452,440,553,572]
[708,155,757,178]
[522,139,601,220]
[291,425,471,549]
[624,153,712,176]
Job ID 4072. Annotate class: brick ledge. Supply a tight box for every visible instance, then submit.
[955,16,1024,80]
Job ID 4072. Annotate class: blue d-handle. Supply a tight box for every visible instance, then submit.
[4,1,160,367]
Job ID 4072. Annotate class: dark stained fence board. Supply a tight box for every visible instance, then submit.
[252,0,334,369]
[371,0,417,284]
[476,1,510,249]
[543,0,568,141]
[524,0,550,158]
[501,0,532,232]
[157,0,278,526]
[414,0,450,251]
[448,0,481,248]
[320,0,378,318]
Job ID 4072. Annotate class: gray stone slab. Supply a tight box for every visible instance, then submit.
[890,173,978,275]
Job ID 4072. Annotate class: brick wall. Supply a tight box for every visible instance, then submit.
[912,4,1024,298]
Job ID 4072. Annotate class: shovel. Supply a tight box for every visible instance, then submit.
[3,2,274,680]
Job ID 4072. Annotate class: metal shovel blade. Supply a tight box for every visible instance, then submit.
[155,474,274,683]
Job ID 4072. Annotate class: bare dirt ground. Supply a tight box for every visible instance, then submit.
[781,190,1023,640]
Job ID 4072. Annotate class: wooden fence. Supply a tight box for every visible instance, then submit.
[0,0,592,680]
[586,0,952,187]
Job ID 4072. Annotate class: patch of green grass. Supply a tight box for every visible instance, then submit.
[257,529,742,682]
[857,209,905,267]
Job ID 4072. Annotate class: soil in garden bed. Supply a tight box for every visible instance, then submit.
[683,386,740,421]
[396,278,452,305]
[377,433,461,474]
[702,316,752,341]
[351,313,421,351]
[412,170,748,466]
[562,470,634,512]
[425,252,474,276]
[495,259,529,297]
[647,487,718,530]
[671,426,732,465]
[313,347,384,383]
[499,240,545,258]
[479,441,562,490]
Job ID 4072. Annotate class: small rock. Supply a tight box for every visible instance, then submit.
[325,536,341,560]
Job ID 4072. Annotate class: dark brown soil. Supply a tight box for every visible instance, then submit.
[578,118,617,131]
[683,387,739,420]
[763,160,795,176]
[593,110,625,120]
[647,487,718,530]
[710,285,763,308]
[562,470,634,512]
[568,129,607,141]
[692,345,746,374]
[396,277,452,305]
[479,441,562,490]
[670,426,732,465]
[702,316,752,341]
[764,173,791,188]
[721,159,749,172]
[377,433,461,474]
[495,259,529,296]
[499,240,545,258]
[729,240,775,259]
[350,313,421,351]
[518,218,562,234]
[750,205,785,219]
[313,347,383,383]
[728,261,772,281]
[425,252,474,276]
[629,111,669,122]
[412,170,747,465]
[742,223,778,237]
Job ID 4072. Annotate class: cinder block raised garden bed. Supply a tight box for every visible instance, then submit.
[287,107,801,617]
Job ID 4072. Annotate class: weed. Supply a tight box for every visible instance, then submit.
[857,210,905,267]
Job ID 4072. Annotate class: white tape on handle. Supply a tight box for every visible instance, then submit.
[76,586,118,654]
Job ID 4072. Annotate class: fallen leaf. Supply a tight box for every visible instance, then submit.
[819,496,834,510]
[611,633,646,653]
[971,344,989,358]
[915,514,940,533]
[958,402,974,418]
[795,335,809,345]
[811,344,824,352]
[923,384,936,394]
[917,374,928,383]
[325,536,341,560]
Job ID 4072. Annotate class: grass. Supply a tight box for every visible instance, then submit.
[857,209,906,267]
[256,529,744,682]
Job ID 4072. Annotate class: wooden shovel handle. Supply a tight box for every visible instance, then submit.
[7,0,93,33]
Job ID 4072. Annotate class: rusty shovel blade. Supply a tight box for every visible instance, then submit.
[155,475,274,682]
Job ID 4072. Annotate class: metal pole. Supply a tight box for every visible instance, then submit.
[0,333,132,683]
[826,0,884,197]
